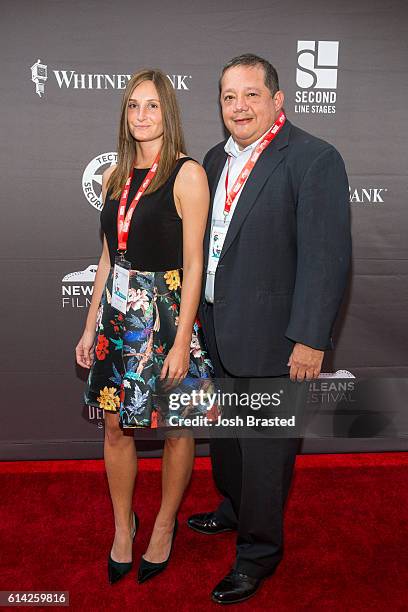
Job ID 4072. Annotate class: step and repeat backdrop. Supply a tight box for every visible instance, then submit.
[1,0,407,458]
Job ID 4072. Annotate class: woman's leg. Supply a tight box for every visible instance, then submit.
[104,411,138,562]
[143,432,194,562]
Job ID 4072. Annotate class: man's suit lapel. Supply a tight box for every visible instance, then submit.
[219,121,291,262]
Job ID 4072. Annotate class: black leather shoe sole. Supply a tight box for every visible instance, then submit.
[188,522,234,535]
[211,588,259,605]
[211,574,263,605]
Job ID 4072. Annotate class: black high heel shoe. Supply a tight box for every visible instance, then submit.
[108,511,139,584]
[137,517,178,584]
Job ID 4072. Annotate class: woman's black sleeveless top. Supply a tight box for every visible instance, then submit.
[101,157,194,271]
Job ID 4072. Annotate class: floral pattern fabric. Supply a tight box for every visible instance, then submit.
[84,267,216,428]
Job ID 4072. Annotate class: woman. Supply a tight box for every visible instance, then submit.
[75,68,214,585]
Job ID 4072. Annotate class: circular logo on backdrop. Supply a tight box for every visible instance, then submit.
[82,152,117,211]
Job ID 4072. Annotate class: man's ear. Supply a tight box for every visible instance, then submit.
[274,90,285,113]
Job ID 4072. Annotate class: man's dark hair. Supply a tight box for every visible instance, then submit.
[219,53,280,96]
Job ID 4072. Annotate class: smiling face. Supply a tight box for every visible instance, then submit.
[220,64,284,149]
[127,79,164,144]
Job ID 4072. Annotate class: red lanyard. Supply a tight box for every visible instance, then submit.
[117,153,160,252]
[224,111,286,217]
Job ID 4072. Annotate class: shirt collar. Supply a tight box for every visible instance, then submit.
[224,125,274,158]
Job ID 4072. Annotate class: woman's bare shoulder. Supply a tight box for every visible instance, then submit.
[174,158,208,210]
[177,154,204,173]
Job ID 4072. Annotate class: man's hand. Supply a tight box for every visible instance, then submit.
[287,343,324,382]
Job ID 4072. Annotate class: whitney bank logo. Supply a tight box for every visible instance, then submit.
[349,186,387,204]
[62,265,97,308]
[30,59,191,97]
[295,41,339,115]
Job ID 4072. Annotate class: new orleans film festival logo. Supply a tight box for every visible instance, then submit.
[30,59,191,96]
[61,265,97,308]
[295,41,339,114]
[308,370,355,405]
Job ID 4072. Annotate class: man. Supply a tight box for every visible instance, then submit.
[187,54,351,605]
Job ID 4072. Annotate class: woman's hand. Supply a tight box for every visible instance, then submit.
[76,328,96,369]
[160,341,190,390]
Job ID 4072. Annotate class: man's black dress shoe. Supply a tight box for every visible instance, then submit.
[137,518,178,584]
[108,511,139,584]
[187,511,234,535]
[211,569,262,604]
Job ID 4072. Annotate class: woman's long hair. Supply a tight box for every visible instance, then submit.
[108,68,187,200]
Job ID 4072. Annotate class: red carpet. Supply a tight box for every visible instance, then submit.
[0,453,407,611]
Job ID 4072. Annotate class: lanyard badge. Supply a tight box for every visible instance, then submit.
[111,153,160,314]
[111,256,131,314]
[208,220,228,274]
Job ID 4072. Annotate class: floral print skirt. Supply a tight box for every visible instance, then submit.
[83,267,215,429]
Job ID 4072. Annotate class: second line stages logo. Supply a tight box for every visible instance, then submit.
[295,41,339,115]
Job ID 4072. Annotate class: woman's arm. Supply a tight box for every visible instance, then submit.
[159,160,210,384]
[76,166,116,369]
[83,233,111,332]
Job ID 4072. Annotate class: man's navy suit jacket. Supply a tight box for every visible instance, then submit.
[199,118,352,377]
